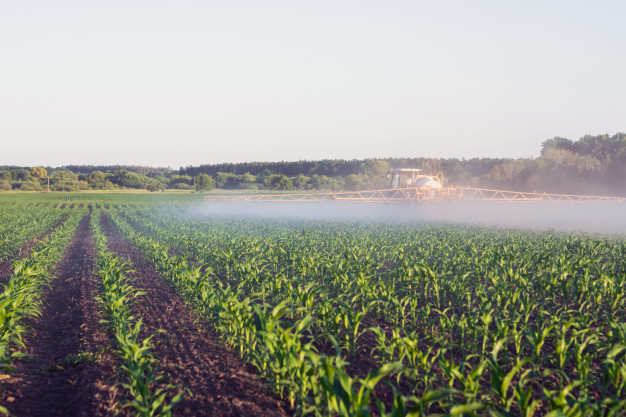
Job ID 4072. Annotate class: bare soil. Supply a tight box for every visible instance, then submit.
[0,215,123,416]
[100,213,292,417]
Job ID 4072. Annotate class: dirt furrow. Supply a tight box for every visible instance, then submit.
[0,215,122,416]
[100,213,292,417]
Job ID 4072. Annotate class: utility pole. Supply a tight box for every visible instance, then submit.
[47,175,50,192]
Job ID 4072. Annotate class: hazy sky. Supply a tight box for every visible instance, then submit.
[1,1,624,168]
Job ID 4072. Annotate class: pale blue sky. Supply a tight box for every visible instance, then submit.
[1,1,624,167]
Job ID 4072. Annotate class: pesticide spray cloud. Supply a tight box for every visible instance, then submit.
[184,201,626,235]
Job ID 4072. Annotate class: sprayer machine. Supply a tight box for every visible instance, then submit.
[205,168,625,203]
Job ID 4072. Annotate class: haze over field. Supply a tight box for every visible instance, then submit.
[188,201,626,235]
[1,1,625,167]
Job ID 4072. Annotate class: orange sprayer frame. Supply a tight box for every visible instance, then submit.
[205,187,625,203]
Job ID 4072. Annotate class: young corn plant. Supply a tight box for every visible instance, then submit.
[335,299,376,356]
[319,359,403,417]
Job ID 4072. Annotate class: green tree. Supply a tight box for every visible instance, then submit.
[51,170,89,191]
[541,137,574,155]
[88,171,109,189]
[215,172,236,188]
[256,169,273,185]
[361,160,390,188]
[310,174,339,190]
[294,174,311,189]
[195,173,215,191]
[12,169,32,182]
[20,180,44,191]
[343,174,362,190]
[169,174,193,187]
[52,170,78,183]
[145,181,165,192]
[29,166,47,180]
[264,174,293,190]
[238,173,257,189]
[110,170,146,188]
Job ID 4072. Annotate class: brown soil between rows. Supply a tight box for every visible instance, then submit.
[0,215,123,416]
[100,213,293,417]
[0,219,66,283]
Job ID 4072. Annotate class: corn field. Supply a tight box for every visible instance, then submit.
[0,194,625,416]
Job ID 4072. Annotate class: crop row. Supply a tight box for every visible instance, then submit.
[0,204,69,262]
[0,207,83,417]
[90,212,185,416]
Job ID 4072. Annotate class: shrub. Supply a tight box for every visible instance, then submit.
[20,180,44,191]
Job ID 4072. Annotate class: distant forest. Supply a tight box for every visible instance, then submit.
[2,133,625,195]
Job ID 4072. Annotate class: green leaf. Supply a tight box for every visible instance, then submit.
[448,402,484,416]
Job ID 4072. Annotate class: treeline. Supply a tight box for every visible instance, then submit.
[177,132,626,195]
[477,133,626,196]
[0,168,198,192]
[2,133,624,194]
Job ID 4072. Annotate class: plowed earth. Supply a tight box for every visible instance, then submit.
[0,215,123,416]
[100,214,292,417]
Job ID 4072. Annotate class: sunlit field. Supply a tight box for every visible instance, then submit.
[0,194,624,416]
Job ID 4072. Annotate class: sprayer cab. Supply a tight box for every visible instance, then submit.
[390,169,444,189]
